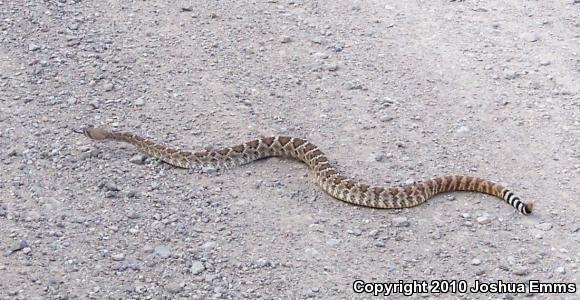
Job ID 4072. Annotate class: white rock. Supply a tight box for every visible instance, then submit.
[476,215,492,224]
[521,32,540,42]
[190,261,205,275]
[392,217,409,227]
[535,223,553,231]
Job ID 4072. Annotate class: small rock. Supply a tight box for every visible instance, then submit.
[129,154,146,165]
[181,6,193,12]
[201,241,217,250]
[28,43,41,51]
[89,100,101,109]
[555,266,566,274]
[512,267,529,276]
[327,64,338,71]
[22,247,32,255]
[190,261,205,275]
[535,223,552,231]
[476,215,492,224]
[126,210,140,219]
[373,154,385,162]
[521,32,540,42]
[348,228,362,236]
[68,23,79,30]
[304,248,320,257]
[202,166,218,174]
[471,258,481,266]
[103,82,114,92]
[374,240,386,248]
[345,82,363,90]
[255,258,271,268]
[103,182,120,192]
[380,115,394,122]
[457,126,470,133]
[447,195,456,201]
[392,217,409,227]
[164,281,183,294]
[326,238,340,246]
[280,36,292,43]
[112,253,125,261]
[313,52,329,59]
[503,70,520,80]
[11,240,28,253]
[134,97,145,106]
[7,149,19,157]
[154,245,172,258]
[539,60,551,66]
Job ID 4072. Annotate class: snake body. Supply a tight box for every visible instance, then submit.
[83,127,533,215]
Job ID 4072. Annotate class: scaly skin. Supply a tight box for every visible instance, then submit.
[83,127,533,215]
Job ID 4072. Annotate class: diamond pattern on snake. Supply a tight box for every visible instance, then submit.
[83,127,533,215]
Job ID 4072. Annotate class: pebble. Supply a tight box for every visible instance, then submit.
[164,281,184,294]
[103,82,114,92]
[28,43,41,51]
[374,240,386,248]
[476,215,492,224]
[503,70,520,80]
[471,258,481,266]
[280,36,292,43]
[380,115,394,122]
[326,238,340,246]
[111,253,125,261]
[313,52,329,59]
[190,261,205,275]
[202,166,218,174]
[392,217,409,227]
[345,82,364,90]
[535,222,552,231]
[327,64,338,71]
[512,267,529,276]
[457,126,470,133]
[348,228,362,236]
[129,154,146,165]
[126,210,140,219]
[134,97,145,106]
[11,240,28,253]
[555,266,566,274]
[201,241,217,250]
[103,182,120,192]
[520,32,540,42]
[254,258,271,268]
[373,154,386,162]
[154,245,172,258]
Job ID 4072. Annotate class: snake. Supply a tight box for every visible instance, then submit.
[82,127,533,215]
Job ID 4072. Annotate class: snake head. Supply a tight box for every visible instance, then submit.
[82,126,111,140]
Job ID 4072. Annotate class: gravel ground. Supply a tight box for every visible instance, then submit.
[1,0,579,299]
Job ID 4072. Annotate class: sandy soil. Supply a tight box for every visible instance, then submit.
[1,0,579,299]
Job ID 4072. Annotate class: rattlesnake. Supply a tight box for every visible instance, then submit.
[83,127,533,215]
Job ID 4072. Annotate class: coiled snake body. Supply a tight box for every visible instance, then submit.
[83,127,533,215]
